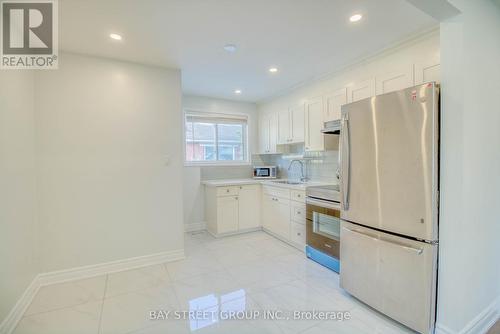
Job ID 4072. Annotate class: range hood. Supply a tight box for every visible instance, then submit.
[321,120,341,134]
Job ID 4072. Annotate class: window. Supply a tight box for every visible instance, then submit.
[185,111,248,165]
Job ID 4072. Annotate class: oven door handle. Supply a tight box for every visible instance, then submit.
[306,197,341,210]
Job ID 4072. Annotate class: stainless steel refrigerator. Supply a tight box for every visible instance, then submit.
[339,83,439,334]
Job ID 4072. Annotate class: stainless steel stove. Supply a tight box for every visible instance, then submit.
[305,184,341,273]
[306,184,340,203]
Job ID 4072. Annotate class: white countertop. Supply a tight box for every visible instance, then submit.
[202,179,261,187]
[202,178,334,190]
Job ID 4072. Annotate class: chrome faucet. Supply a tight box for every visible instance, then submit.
[288,159,309,182]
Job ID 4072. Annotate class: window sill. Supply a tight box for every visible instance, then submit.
[184,162,252,167]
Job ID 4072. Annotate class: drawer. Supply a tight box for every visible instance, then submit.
[290,190,306,203]
[291,203,306,222]
[262,185,290,200]
[291,222,306,246]
[216,186,239,197]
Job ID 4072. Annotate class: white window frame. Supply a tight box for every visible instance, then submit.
[183,109,250,166]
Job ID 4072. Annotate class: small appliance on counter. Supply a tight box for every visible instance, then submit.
[253,166,277,179]
[305,184,341,273]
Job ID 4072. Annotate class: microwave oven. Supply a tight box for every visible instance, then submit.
[253,166,277,179]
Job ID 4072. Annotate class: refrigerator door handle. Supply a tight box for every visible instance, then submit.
[341,117,350,210]
[343,226,423,255]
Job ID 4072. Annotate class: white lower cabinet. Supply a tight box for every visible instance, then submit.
[216,196,239,234]
[205,184,261,236]
[262,185,306,250]
[237,185,261,230]
[291,222,306,246]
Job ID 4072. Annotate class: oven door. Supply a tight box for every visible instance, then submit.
[306,197,341,259]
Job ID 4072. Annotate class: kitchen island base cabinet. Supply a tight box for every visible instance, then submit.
[205,185,261,237]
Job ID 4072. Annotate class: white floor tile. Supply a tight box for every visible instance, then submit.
[105,264,170,298]
[25,276,106,316]
[17,230,416,334]
[99,283,179,334]
[13,301,101,334]
[166,253,224,281]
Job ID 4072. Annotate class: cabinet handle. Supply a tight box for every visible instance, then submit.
[226,189,230,193]
[297,211,302,214]
[235,197,238,200]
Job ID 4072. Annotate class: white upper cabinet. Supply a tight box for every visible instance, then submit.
[376,64,415,95]
[259,114,270,153]
[415,60,440,84]
[349,78,376,102]
[259,113,279,154]
[277,104,305,144]
[277,109,291,144]
[269,113,278,153]
[324,87,349,121]
[305,96,325,152]
[290,103,305,143]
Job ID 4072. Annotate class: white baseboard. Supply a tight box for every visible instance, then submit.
[435,296,499,334]
[0,276,41,334]
[184,221,206,232]
[206,227,262,238]
[0,249,185,334]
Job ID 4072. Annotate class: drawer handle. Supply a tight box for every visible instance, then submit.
[324,243,332,248]
[226,189,230,193]
[297,211,302,214]
[344,227,423,255]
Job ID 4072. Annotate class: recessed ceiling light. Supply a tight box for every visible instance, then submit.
[234,89,242,95]
[224,44,237,53]
[109,33,122,41]
[269,67,278,73]
[349,14,362,22]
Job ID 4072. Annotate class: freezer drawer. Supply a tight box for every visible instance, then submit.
[340,221,437,334]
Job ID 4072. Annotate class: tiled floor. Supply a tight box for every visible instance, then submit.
[13,231,415,334]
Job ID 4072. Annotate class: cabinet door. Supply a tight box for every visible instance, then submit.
[376,65,414,95]
[324,88,348,122]
[238,185,261,230]
[290,104,305,143]
[269,112,278,153]
[259,115,270,153]
[277,109,290,144]
[273,197,291,240]
[305,96,325,152]
[415,61,440,84]
[262,194,274,230]
[217,196,239,234]
[349,78,375,102]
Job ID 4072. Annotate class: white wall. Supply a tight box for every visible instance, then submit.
[437,1,500,332]
[0,72,38,323]
[182,96,258,228]
[35,53,184,272]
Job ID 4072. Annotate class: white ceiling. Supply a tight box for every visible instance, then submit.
[59,0,436,102]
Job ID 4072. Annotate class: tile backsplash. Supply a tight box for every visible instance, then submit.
[252,150,339,184]
[199,137,339,183]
